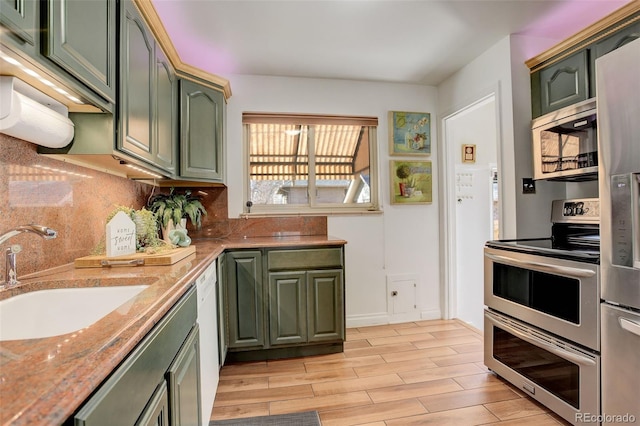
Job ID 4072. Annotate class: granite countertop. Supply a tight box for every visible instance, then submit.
[0,235,346,426]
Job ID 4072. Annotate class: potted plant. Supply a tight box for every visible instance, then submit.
[148,188,207,241]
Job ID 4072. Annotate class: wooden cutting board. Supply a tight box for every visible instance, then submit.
[74,246,196,268]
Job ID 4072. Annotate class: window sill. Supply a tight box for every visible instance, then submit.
[239,209,383,219]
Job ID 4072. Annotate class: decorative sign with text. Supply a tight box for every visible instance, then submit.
[106,211,136,257]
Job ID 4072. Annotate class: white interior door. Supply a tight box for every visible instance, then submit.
[442,94,499,330]
[454,166,493,329]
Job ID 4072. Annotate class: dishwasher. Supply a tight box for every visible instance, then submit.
[196,261,219,425]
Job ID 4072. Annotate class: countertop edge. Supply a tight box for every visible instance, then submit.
[1,236,346,426]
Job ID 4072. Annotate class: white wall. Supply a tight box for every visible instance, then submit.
[224,75,441,326]
[438,35,566,240]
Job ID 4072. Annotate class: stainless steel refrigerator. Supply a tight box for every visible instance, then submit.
[597,37,640,425]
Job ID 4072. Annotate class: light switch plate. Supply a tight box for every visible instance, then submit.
[522,178,536,194]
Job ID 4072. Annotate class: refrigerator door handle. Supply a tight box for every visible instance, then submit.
[619,317,640,337]
[633,173,639,269]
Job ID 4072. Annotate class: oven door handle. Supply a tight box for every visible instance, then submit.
[620,318,640,337]
[486,313,596,367]
[486,253,596,278]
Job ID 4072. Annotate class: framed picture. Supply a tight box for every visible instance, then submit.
[462,144,476,163]
[389,111,431,156]
[390,160,433,204]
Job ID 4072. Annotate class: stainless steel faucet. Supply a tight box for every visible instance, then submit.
[0,225,57,288]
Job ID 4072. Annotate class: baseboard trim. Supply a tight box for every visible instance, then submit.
[346,308,442,328]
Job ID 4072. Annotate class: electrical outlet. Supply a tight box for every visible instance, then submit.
[522,178,536,194]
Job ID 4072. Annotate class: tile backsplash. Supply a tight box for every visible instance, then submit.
[1,134,326,278]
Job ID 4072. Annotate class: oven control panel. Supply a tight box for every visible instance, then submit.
[551,198,600,223]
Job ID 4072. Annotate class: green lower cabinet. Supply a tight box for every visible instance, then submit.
[224,246,345,360]
[269,271,307,346]
[216,254,228,366]
[307,270,344,342]
[268,269,344,347]
[72,288,198,426]
[167,324,201,426]
[136,381,169,426]
[226,251,265,349]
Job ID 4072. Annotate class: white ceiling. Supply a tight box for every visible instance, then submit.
[152,0,630,86]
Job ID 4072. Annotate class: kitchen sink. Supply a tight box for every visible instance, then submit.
[0,285,149,341]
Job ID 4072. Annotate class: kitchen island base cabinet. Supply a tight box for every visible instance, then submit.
[70,287,199,426]
[225,246,345,362]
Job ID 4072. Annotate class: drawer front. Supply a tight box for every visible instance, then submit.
[268,247,343,270]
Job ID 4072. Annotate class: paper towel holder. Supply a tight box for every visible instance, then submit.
[0,76,75,148]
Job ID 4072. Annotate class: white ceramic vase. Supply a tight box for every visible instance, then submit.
[162,218,187,243]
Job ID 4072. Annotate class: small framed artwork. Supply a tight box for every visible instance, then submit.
[389,111,431,156]
[390,160,433,204]
[462,144,476,163]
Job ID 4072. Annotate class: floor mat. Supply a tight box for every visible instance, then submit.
[210,410,320,426]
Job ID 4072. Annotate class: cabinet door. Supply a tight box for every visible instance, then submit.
[119,0,154,162]
[538,50,589,116]
[46,0,116,102]
[155,46,177,174]
[167,324,201,426]
[0,0,36,46]
[217,254,228,366]
[591,21,640,93]
[179,79,224,181]
[268,271,307,346]
[226,251,265,348]
[74,288,197,426]
[307,270,344,342]
[135,381,169,426]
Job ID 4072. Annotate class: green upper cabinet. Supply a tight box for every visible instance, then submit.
[179,79,225,182]
[529,8,640,118]
[45,0,117,103]
[1,0,112,111]
[119,0,176,176]
[0,0,36,47]
[590,20,640,93]
[119,0,154,163]
[533,50,589,117]
[155,47,177,174]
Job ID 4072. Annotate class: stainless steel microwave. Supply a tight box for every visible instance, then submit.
[532,98,598,181]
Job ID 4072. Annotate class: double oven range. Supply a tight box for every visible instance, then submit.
[484,198,600,425]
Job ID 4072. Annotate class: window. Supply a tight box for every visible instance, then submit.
[243,113,379,214]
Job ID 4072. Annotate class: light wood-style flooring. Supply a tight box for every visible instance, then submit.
[210,319,570,425]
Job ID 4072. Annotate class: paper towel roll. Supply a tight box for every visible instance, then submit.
[0,90,74,148]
